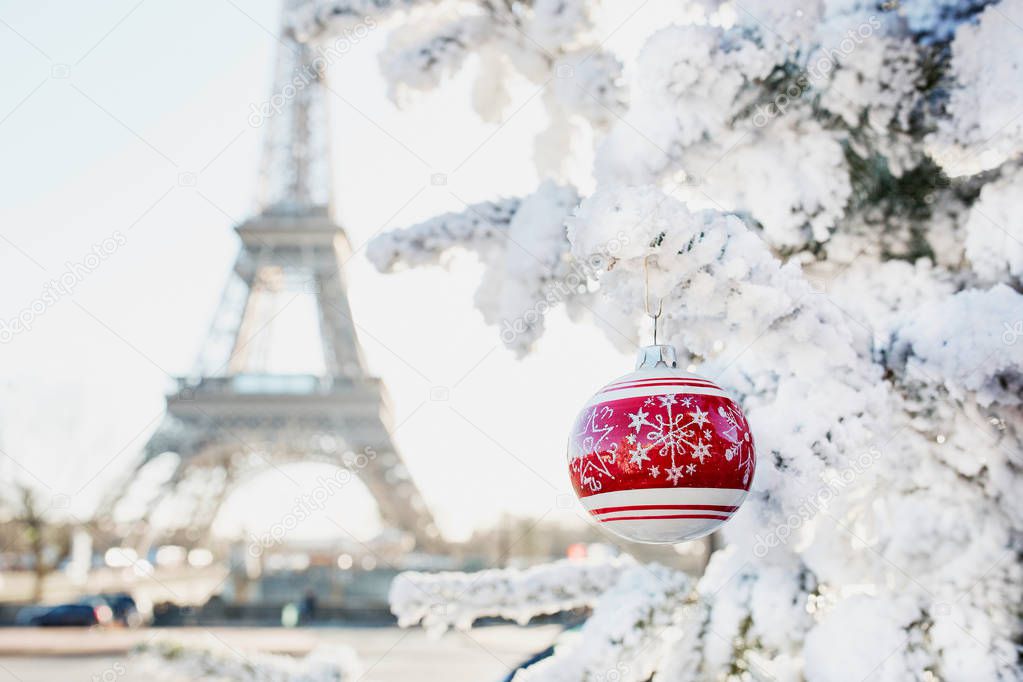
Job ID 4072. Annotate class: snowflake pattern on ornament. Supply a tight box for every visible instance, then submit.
[569,390,754,495]
[570,405,619,492]
[627,395,718,483]
[718,402,755,485]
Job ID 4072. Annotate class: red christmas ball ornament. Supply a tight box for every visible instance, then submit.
[568,345,755,544]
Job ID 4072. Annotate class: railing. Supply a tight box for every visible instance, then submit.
[175,374,364,396]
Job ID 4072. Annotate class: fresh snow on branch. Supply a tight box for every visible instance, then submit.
[389,556,635,632]
[133,636,361,681]
[368,181,631,355]
[380,13,493,100]
[292,0,624,171]
[289,0,437,41]
[390,558,701,682]
[929,0,1023,176]
[513,563,695,682]
[895,284,1023,406]
[963,164,1023,283]
[366,195,521,272]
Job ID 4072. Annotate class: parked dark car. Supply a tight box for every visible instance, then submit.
[80,592,141,627]
[151,601,197,626]
[21,603,108,626]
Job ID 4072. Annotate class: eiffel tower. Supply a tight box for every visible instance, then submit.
[104,3,440,552]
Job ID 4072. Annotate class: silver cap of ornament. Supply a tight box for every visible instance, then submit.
[636,344,678,369]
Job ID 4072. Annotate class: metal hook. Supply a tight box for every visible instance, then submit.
[643,255,663,345]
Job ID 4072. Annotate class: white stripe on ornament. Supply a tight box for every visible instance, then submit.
[595,516,724,542]
[580,487,748,511]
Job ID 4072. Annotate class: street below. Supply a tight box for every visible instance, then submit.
[0,625,561,681]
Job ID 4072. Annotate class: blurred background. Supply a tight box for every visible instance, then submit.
[0,1,705,678]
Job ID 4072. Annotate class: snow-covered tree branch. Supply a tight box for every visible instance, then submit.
[292,0,625,176]
[389,556,634,631]
[368,181,641,355]
[133,636,361,681]
[355,0,1023,679]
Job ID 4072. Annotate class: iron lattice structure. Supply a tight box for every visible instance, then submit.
[103,3,440,552]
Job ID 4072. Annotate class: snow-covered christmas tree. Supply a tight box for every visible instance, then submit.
[298,1,1022,679]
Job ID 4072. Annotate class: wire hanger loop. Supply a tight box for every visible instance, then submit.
[643,255,664,345]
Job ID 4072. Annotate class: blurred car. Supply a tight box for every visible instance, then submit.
[18,603,109,626]
[80,592,142,627]
[151,601,197,626]
[13,606,48,625]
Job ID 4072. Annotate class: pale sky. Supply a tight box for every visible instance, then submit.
[0,0,673,542]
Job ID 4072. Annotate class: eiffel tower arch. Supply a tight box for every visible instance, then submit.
[103,2,441,553]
